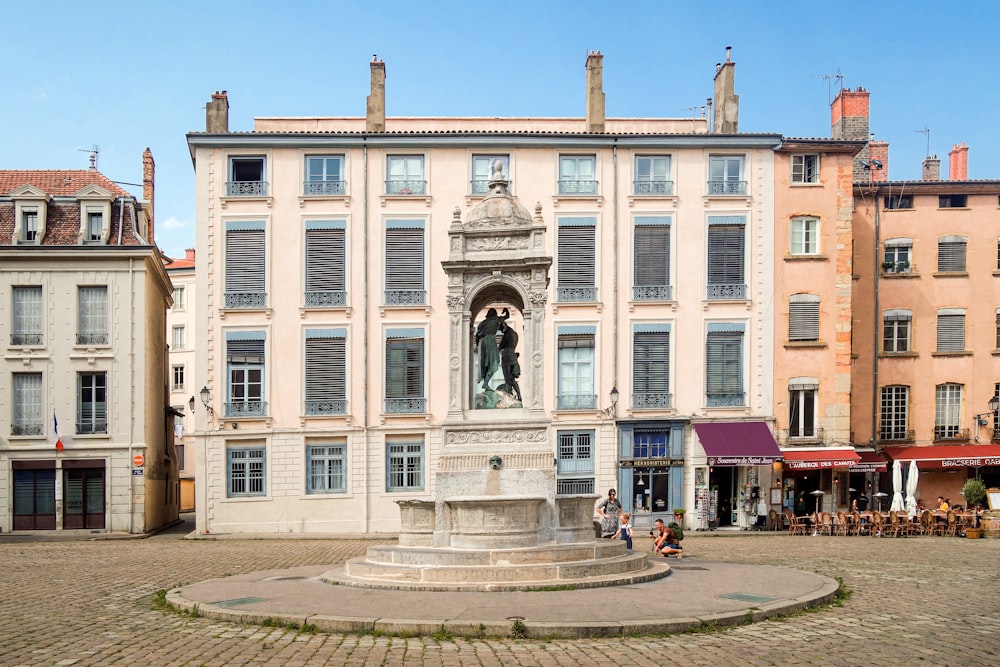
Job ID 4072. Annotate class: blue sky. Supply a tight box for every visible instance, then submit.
[4,1,999,259]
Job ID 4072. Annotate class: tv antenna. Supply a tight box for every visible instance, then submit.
[683,104,705,118]
[915,126,931,157]
[77,144,100,170]
[813,68,843,103]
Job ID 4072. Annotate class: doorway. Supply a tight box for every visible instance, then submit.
[63,467,106,529]
[712,466,735,526]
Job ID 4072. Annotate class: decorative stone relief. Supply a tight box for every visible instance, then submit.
[445,429,547,446]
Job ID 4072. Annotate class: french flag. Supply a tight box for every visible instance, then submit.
[54,412,64,452]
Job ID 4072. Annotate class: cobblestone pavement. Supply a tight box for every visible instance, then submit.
[2,521,998,666]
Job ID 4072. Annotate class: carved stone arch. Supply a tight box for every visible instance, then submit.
[466,276,528,317]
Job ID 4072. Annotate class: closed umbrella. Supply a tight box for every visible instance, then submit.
[890,459,904,512]
[905,459,919,518]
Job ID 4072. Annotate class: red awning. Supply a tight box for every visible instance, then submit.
[781,448,860,471]
[882,444,1000,470]
[694,422,782,466]
[852,450,888,472]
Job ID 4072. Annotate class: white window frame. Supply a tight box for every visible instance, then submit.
[304,155,346,196]
[226,332,266,418]
[471,154,510,194]
[386,155,425,195]
[172,286,185,311]
[633,155,672,195]
[557,326,595,410]
[558,155,597,195]
[77,371,108,435]
[934,383,962,439]
[791,154,820,184]
[883,309,912,353]
[172,325,186,350]
[788,378,818,438]
[708,155,745,195]
[884,238,913,274]
[172,364,185,391]
[790,217,819,255]
[880,385,910,441]
[12,285,43,346]
[77,286,108,346]
[12,372,43,436]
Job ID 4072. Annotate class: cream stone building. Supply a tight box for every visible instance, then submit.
[165,248,198,511]
[186,51,796,535]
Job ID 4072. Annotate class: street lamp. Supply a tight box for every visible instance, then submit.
[972,396,1000,442]
[601,386,620,419]
[199,386,216,416]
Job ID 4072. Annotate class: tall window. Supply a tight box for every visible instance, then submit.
[937,236,967,272]
[788,379,817,438]
[307,443,346,493]
[633,324,670,409]
[883,310,912,353]
[788,294,820,342]
[305,329,347,415]
[384,219,425,306]
[172,286,185,311]
[78,372,108,434]
[471,155,509,194]
[557,327,595,410]
[172,365,185,391]
[557,217,597,301]
[791,154,820,184]
[77,286,108,345]
[385,329,425,414]
[227,156,267,196]
[934,383,962,439]
[12,373,43,436]
[172,325,186,350]
[304,155,345,195]
[305,220,347,307]
[883,238,912,273]
[707,216,746,299]
[996,309,1000,350]
[225,221,266,308]
[790,217,819,255]
[556,430,594,494]
[633,216,671,301]
[12,286,43,345]
[936,309,966,352]
[634,155,671,195]
[226,332,265,417]
[386,439,424,491]
[386,155,425,195]
[879,386,910,441]
[558,155,597,195]
[706,325,744,407]
[85,211,103,242]
[21,209,39,242]
[708,155,745,194]
[227,447,265,496]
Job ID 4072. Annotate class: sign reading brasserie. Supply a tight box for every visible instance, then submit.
[941,456,1000,468]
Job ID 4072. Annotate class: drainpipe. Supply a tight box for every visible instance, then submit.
[117,197,124,245]
[362,140,370,533]
[871,184,880,452]
[611,142,619,392]
[128,257,136,533]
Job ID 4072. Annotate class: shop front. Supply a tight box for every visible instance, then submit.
[616,420,686,531]
[849,449,888,509]
[780,447,860,515]
[882,444,1000,509]
[693,422,782,530]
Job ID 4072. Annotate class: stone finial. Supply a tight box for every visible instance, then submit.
[533,202,543,223]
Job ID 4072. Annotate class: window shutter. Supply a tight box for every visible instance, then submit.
[225,227,265,293]
[789,296,820,341]
[386,336,424,398]
[707,225,745,284]
[937,238,967,272]
[706,331,742,393]
[634,219,670,287]
[633,331,670,394]
[558,221,596,288]
[305,227,345,292]
[936,313,965,351]
[385,224,424,291]
[227,339,265,363]
[305,335,346,404]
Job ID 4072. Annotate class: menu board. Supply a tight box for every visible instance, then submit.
[988,488,1000,511]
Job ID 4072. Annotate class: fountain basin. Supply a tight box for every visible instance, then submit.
[445,495,545,549]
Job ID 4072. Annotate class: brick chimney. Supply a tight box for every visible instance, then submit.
[712,46,739,133]
[868,140,889,183]
[206,90,229,133]
[185,248,195,262]
[585,51,605,133]
[922,154,941,181]
[366,56,386,133]
[830,86,872,181]
[949,142,969,180]
[142,148,155,242]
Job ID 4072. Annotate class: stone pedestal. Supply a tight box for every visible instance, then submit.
[396,500,435,547]
[446,496,544,548]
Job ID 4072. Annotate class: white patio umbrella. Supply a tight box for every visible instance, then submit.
[905,459,919,518]
[890,459,905,512]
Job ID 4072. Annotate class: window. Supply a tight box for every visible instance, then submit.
[936,309,966,352]
[386,439,424,491]
[558,155,597,195]
[172,325,186,350]
[634,155,672,195]
[632,431,668,458]
[788,294,820,342]
[304,155,345,195]
[633,216,671,300]
[12,373,43,436]
[706,325,744,407]
[172,286,185,311]
[556,431,594,494]
[707,216,746,299]
[471,155,509,194]
[996,309,1000,350]
[632,324,671,408]
[386,155,425,195]
[21,209,39,242]
[12,286,43,346]
[78,372,108,434]
[172,365,185,391]
[307,443,346,493]
[938,194,967,208]
[85,212,103,242]
[884,194,913,210]
[385,329,425,413]
[305,329,347,415]
[937,236,967,272]
[883,310,912,353]
[305,220,347,307]
[788,379,817,438]
[883,238,912,273]
[557,217,597,301]
[384,220,425,305]
[226,332,265,417]
[225,221,266,308]
[791,154,820,184]
[77,286,108,345]
[934,383,962,439]
[227,447,265,496]
[227,156,267,196]
[557,326,595,410]
[708,155,745,195]
[790,217,819,255]
[879,385,910,441]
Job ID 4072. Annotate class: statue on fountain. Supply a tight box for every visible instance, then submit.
[474,307,522,408]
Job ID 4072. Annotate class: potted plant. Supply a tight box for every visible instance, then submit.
[962,478,987,538]
[881,260,895,272]
[672,508,686,522]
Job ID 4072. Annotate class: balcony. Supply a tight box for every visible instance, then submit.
[878,429,915,443]
[633,180,674,195]
[226,181,268,197]
[384,290,426,306]
[556,287,597,302]
[632,392,673,409]
[11,422,43,436]
[303,180,346,196]
[10,333,43,345]
[226,401,267,418]
[224,292,267,309]
[778,427,825,444]
[385,397,426,414]
[706,392,745,407]
[706,284,747,300]
[633,285,672,301]
[76,333,108,346]
[470,179,514,195]
[385,180,426,195]
[557,180,598,195]
[556,394,597,410]
[707,180,747,195]
[933,427,969,441]
[76,420,108,435]
[304,290,347,307]
[882,260,912,275]
[305,399,347,416]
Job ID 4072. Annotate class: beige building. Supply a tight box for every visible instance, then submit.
[0,153,179,533]
[165,248,197,511]
[186,51,795,536]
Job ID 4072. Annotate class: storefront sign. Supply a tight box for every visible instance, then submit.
[708,456,780,466]
[849,462,886,472]
[784,459,857,470]
[619,458,683,468]
[941,457,1000,468]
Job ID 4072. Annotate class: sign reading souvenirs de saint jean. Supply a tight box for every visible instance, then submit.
[941,456,1000,468]
[707,456,781,466]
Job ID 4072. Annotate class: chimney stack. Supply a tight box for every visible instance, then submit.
[922,155,941,181]
[206,91,229,133]
[366,56,386,132]
[142,148,155,242]
[585,51,605,133]
[712,46,739,133]
[948,142,969,180]
[185,248,196,262]
[830,86,885,182]
[868,140,889,182]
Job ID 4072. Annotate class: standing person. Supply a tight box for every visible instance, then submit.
[856,494,869,512]
[596,489,621,538]
[614,512,633,549]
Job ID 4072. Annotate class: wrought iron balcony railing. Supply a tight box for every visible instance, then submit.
[633,285,672,301]
[76,333,108,345]
[11,333,43,345]
[76,420,108,434]
[303,180,346,195]
[778,427,825,444]
[385,397,427,414]
[11,423,43,436]
[706,392,745,407]
[707,180,747,195]
[304,399,347,415]
[557,180,598,195]
[304,290,347,307]
[878,429,915,442]
[556,394,597,410]
[707,284,747,300]
[224,292,268,309]
[384,290,426,306]
[385,180,426,195]
[932,427,969,441]
[226,401,268,418]
[226,181,268,197]
[633,180,674,195]
[632,392,673,409]
[556,287,597,302]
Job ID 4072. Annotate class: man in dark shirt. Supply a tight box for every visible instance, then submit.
[653,518,683,558]
[856,495,869,512]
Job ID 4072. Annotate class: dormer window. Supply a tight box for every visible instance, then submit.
[10,185,50,245]
[75,184,113,245]
[22,210,39,242]
[86,212,103,242]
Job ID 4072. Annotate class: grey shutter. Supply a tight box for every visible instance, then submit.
[707,225,745,284]
[225,227,265,294]
[936,313,965,351]
[706,331,743,394]
[558,218,596,299]
[227,339,265,364]
[937,238,966,272]
[385,221,425,305]
[306,228,345,291]
[634,218,670,290]
[386,337,424,398]
[633,330,670,408]
[789,297,820,341]
[305,334,346,413]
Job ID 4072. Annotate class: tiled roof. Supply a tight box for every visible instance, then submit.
[0,170,132,198]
